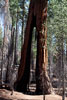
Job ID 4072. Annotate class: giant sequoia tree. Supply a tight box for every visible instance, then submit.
[15,0,52,94]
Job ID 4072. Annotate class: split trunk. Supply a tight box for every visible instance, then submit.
[15,0,52,95]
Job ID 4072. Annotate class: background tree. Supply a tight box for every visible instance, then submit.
[47,0,67,98]
[0,27,2,48]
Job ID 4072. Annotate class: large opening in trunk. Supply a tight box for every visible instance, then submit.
[28,27,37,94]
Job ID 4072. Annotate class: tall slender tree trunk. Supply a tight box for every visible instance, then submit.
[66,41,67,62]
[14,10,18,66]
[56,39,62,92]
[48,50,53,82]
[5,27,15,83]
[61,37,65,100]
[21,0,25,45]
[1,24,6,85]
[15,0,52,94]
[4,0,12,83]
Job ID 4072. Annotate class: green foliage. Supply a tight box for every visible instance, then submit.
[9,0,21,26]
[9,0,30,26]
[47,0,67,55]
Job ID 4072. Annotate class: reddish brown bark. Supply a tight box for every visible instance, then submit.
[15,0,52,94]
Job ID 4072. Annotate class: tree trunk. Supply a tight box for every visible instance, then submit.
[66,41,67,62]
[61,37,65,100]
[21,0,25,45]
[1,24,5,85]
[1,0,12,83]
[56,38,63,91]
[5,27,15,83]
[48,50,53,83]
[14,10,18,66]
[15,0,52,94]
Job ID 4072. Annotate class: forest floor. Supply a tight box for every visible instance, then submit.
[0,89,67,100]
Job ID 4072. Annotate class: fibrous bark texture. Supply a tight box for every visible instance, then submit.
[15,0,52,94]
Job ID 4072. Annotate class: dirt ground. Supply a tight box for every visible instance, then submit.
[0,89,67,100]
